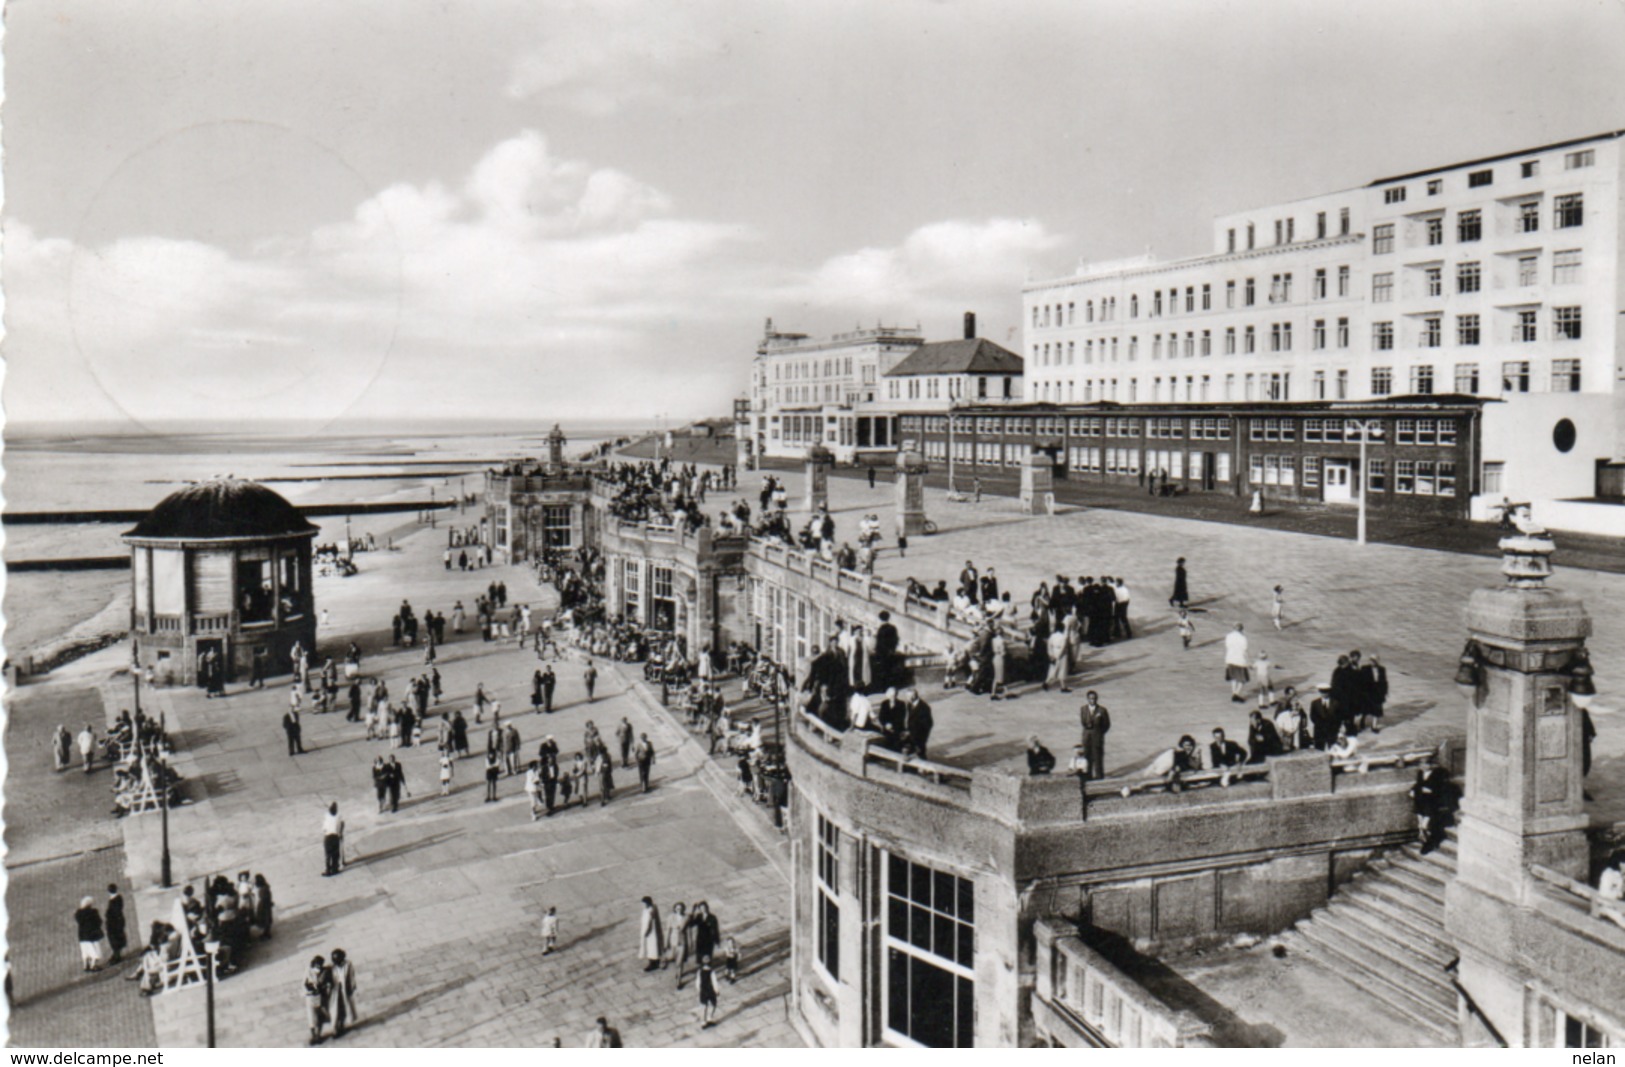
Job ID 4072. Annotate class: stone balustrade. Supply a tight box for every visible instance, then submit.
[1032,919,1211,1047]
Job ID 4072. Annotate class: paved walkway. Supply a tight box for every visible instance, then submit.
[20,516,798,1048]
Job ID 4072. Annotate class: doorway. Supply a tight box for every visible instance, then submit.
[1324,460,1354,504]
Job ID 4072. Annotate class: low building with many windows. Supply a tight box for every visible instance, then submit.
[1022,129,1625,528]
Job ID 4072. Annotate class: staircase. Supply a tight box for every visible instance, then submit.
[1279,833,1460,1039]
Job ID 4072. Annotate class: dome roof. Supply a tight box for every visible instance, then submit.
[124,479,318,541]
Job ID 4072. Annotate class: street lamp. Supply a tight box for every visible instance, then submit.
[159,761,173,888]
[429,487,437,529]
[946,393,961,497]
[1352,417,1386,545]
[203,937,220,1048]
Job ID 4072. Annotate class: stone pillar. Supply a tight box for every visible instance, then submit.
[1019,450,1055,515]
[735,427,752,473]
[1446,531,1594,1044]
[547,423,566,469]
[894,449,929,538]
[804,444,833,513]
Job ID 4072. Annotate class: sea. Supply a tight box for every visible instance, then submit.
[0,423,650,659]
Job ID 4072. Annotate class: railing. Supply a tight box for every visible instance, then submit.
[747,538,968,639]
[1331,748,1437,777]
[1089,763,1271,799]
[1529,865,1625,930]
[193,615,231,633]
[800,709,843,748]
[862,738,974,789]
[1035,920,1211,1048]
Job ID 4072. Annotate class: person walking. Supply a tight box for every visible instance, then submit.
[639,897,664,971]
[584,660,598,703]
[104,884,128,963]
[1044,626,1070,693]
[541,665,556,713]
[386,756,406,813]
[697,954,720,1029]
[1170,557,1190,609]
[439,751,455,796]
[571,752,591,808]
[74,897,107,972]
[1271,584,1285,631]
[540,906,560,955]
[52,724,72,772]
[284,707,305,756]
[322,803,345,876]
[665,901,690,983]
[1224,623,1250,703]
[483,751,501,803]
[371,756,389,813]
[328,948,358,1038]
[634,734,656,793]
[505,723,522,776]
[254,873,275,939]
[1079,692,1111,780]
[77,724,97,774]
[303,955,333,1045]
[597,747,615,807]
[616,717,634,768]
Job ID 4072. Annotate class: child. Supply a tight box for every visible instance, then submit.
[697,954,719,1029]
[1253,650,1274,704]
[438,752,454,796]
[540,906,559,955]
[722,937,740,984]
[1271,584,1285,631]
[737,754,754,798]
[1177,609,1195,650]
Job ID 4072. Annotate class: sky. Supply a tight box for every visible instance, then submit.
[4,0,1625,434]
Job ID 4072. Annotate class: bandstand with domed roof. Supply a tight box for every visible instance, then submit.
[123,478,318,686]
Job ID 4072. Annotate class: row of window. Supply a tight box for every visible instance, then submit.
[902,412,1463,443]
[1226,207,1352,253]
[770,356,856,380]
[1374,194,1584,254]
[1250,455,1457,496]
[1367,358,1581,395]
[1380,149,1593,205]
[1031,264,1357,331]
[1371,250,1582,302]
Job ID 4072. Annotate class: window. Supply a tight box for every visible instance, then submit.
[816,815,841,980]
[1340,207,1350,235]
[1564,149,1595,170]
[1519,200,1540,233]
[1426,266,1442,298]
[1552,358,1582,392]
[1384,186,1407,204]
[1482,461,1504,495]
[1368,458,1387,492]
[1068,302,1076,325]
[1153,291,1162,316]
[1502,360,1530,393]
[543,505,574,548]
[1372,272,1393,302]
[1426,217,1443,246]
[1312,370,1326,399]
[1457,209,1482,242]
[1244,326,1256,354]
[1316,211,1327,239]
[1226,280,1236,309]
[1468,168,1493,188]
[1553,249,1581,284]
[1455,362,1480,393]
[1374,322,1394,350]
[1555,193,1583,228]
[1201,283,1211,310]
[1303,456,1321,487]
[1274,219,1284,245]
[1457,314,1480,346]
[1185,287,1195,313]
[1516,309,1537,342]
[1245,278,1255,306]
[1336,369,1349,399]
[1421,317,1442,348]
[1521,160,1539,178]
[1247,223,1255,249]
[1554,306,1582,340]
[1411,364,1435,393]
[1395,459,1415,494]
[1225,327,1236,355]
[1372,366,1393,395]
[1373,223,1394,254]
[1130,294,1139,317]
[1518,255,1539,287]
[1227,228,1236,253]
[1313,268,1327,299]
[885,854,974,1048]
[1286,218,1295,243]
[1428,179,1443,195]
[1312,319,1326,350]
[1337,317,1350,348]
[1200,330,1211,356]
[1337,265,1350,297]
[1457,261,1480,293]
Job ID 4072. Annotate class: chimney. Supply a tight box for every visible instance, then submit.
[963,311,976,340]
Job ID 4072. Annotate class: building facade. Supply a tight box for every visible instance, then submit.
[1022,130,1625,519]
[881,317,1024,414]
[749,320,924,464]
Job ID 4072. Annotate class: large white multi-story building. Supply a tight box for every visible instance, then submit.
[1023,129,1625,522]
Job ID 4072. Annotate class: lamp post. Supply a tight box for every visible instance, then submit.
[203,938,220,1048]
[429,487,437,529]
[159,769,173,888]
[946,394,960,497]
[1352,417,1386,545]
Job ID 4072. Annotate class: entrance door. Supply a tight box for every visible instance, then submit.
[1323,460,1354,504]
[1202,452,1217,491]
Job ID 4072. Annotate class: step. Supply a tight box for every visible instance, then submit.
[1353,878,1449,936]
[1385,851,1453,889]
[1320,905,1457,969]
[1290,923,1457,1029]
[1282,932,1458,1040]
[1304,909,1456,994]
[1405,844,1460,878]
[1335,888,1455,959]
[1374,864,1448,906]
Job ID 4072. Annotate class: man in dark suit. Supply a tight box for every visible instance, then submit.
[283,709,304,756]
[1361,654,1389,733]
[979,568,1000,605]
[958,561,979,600]
[873,611,900,692]
[1209,728,1248,770]
[901,689,934,759]
[1309,684,1339,750]
[104,884,128,963]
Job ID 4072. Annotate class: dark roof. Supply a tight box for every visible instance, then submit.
[885,338,1024,377]
[1369,128,1625,188]
[123,479,318,541]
